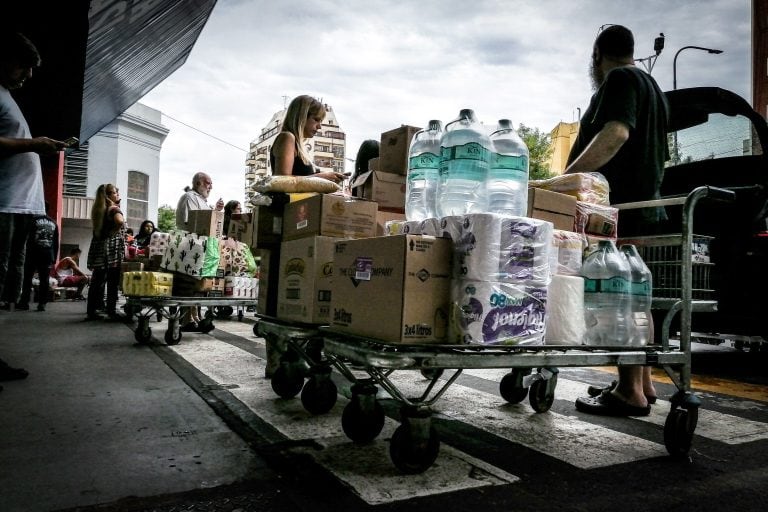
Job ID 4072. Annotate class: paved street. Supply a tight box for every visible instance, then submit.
[1,301,767,511]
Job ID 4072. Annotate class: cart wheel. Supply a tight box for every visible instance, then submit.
[420,368,444,380]
[237,310,244,321]
[214,306,234,319]
[301,368,337,415]
[529,373,557,413]
[271,365,304,399]
[134,323,152,344]
[499,369,531,404]
[253,322,260,336]
[664,407,699,458]
[389,423,440,474]
[342,381,385,443]
[164,329,182,346]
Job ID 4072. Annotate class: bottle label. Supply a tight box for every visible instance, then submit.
[491,153,528,171]
[630,281,651,296]
[584,276,631,294]
[409,152,439,170]
[441,142,490,163]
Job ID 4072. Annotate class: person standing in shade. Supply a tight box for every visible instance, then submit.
[565,25,669,417]
[17,202,58,311]
[86,184,126,321]
[0,32,66,311]
[223,200,241,236]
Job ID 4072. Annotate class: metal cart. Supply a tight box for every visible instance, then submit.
[316,185,735,474]
[254,316,337,415]
[125,296,257,345]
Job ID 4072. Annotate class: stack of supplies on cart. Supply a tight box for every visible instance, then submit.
[161,231,221,278]
[440,213,553,346]
[224,276,259,298]
[122,271,173,297]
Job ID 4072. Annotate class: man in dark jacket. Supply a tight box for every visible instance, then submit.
[17,203,59,311]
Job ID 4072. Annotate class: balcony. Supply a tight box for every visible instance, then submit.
[62,196,94,220]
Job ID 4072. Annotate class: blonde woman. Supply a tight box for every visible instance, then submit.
[86,184,125,320]
[270,95,343,183]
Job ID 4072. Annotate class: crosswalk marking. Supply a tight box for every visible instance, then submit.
[462,368,768,445]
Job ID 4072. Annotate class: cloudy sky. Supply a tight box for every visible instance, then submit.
[139,0,752,208]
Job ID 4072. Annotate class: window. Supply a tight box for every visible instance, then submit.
[126,170,149,230]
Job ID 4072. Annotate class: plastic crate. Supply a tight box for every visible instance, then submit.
[618,234,715,300]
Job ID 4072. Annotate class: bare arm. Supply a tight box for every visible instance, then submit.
[0,136,65,157]
[68,258,86,277]
[272,132,297,176]
[564,121,630,174]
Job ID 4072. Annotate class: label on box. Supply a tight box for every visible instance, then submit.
[354,257,372,280]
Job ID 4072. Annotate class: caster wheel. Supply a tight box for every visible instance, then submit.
[499,369,530,404]
[664,407,698,458]
[529,374,556,413]
[198,318,215,334]
[164,329,182,345]
[301,374,338,415]
[253,322,260,336]
[134,325,152,344]
[420,368,444,380]
[342,397,385,443]
[389,423,440,474]
[271,365,304,399]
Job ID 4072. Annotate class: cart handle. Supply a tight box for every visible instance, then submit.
[613,185,736,210]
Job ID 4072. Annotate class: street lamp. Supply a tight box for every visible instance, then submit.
[673,45,723,90]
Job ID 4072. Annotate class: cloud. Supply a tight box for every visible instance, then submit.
[141,0,752,209]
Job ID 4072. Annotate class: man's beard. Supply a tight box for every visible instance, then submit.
[590,60,604,92]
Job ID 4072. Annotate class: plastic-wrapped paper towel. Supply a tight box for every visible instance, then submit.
[439,213,553,285]
[551,230,587,276]
[449,280,547,345]
[544,275,586,345]
[401,220,423,235]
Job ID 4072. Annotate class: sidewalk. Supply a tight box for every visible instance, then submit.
[0,300,282,512]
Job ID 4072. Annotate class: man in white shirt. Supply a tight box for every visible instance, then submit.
[175,171,224,229]
[0,32,66,310]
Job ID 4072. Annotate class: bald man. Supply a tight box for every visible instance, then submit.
[175,171,225,230]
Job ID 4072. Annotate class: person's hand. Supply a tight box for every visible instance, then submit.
[32,137,66,154]
[314,171,344,184]
[215,198,224,210]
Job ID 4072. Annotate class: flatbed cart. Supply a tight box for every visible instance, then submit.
[318,185,736,474]
[125,296,257,345]
[254,316,337,415]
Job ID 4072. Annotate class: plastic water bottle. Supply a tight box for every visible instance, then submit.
[487,119,529,216]
[436,109,492,217]
[405,120,443,221]
[580,240,632,346]
[620,244,653,346]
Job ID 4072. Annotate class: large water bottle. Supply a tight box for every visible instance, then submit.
[487,119,530,216]
[580,240,632,346]
[620,244,653,346]
[436,109,492,217]
[405,120,443,221]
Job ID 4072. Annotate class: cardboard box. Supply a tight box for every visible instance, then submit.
[254,247,280,316]
[351,170,406,210]
[226,212,252,241]
[188,209,224,237]
[379,125,421,174]
[121,261,144,273]
[330,234,452,344]
[276,236,337,324]
[375,210,406,236]
[574,200,618,238]
[368,157,380,172]
[282,193,378,241]
[172,273,225,297]
[527,187,577,231]
[249,206,283,248]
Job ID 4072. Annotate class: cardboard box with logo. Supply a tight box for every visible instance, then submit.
[375,210,406,236]
[351,171,406,211]
[379,125,421,174]
[282,193,378,241]
[527,187,577,232]
[330,234,452,344]
[276,236,337,324]
[187,210,224,238]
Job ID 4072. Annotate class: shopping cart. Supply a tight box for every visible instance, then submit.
[318,185,735,473]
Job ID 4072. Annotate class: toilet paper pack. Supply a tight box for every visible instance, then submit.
[441,214,553,285]
[450,280,547,345]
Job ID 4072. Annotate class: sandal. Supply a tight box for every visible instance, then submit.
[575,390,651,417]
[587,380,657,404]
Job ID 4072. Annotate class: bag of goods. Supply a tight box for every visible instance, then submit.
[250,175,341,194]
[550,230,587,276]
[161,231,221,278]
[219,238,257,276]
[529,172,610,205]
[122,271,173,297]
[148,232,170,256]
[574,201,619,239]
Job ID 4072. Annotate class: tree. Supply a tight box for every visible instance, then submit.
[518,124,554,180]
[157,205,176,232]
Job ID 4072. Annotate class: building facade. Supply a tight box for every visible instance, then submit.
[60,103,168,266]
[244,103,346,206]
